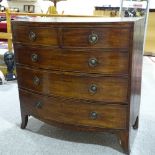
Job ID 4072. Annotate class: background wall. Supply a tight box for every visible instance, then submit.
[4,0,52,13]
[57,0,121,15]
[1,0,121,14]
[1,0,154,14]
[150,0,155,9]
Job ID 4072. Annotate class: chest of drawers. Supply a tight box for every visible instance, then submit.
[12,17,144,155]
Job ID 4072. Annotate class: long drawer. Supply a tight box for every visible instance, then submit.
[19,89,127,129]
[12,25,130,49]
[14,45,129,75]
[16,66,128,103]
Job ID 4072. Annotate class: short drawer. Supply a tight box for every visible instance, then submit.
[62,27,130,48]
[14,45,129,75]
[12,26,58,46]
[16,66,128,103]
[19,89,127,129]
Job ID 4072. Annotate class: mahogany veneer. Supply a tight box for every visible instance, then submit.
[12,17,145,155]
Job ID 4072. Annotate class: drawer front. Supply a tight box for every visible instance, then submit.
[15,45,129,75]
[12,26,58,45]
[16,66,128,103]
[62,27,130,48]
[19,89,127,129]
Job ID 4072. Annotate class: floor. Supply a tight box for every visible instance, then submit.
[0,56,155,155]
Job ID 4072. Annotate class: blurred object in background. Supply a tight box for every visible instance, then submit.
[124,8,137,17]
[0,0,8,9]
[94,6,119,17]
[50,0,67,8]
[4,52,16,81]
[24,5,35,13]
[120,0,149,56]
[0,3,6,12]
[120,0,148,17]
[46,5,57,14]
[46,0,67,14]
[0,70,6,84]
[10,7,19,12]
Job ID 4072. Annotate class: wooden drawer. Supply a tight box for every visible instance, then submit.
[19,89,127,129]
[14,45,129,75]
[16,66,128,103]
[12,26,58,46]
[12,26,130,48]
[62,27,130,48]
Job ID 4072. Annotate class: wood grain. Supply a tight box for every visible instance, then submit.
[19,89,127,129]
[12,26,58,46]
[12,17,145,154]
[16,65,128,103]
[14,44,129,75]
[62,27,130,48]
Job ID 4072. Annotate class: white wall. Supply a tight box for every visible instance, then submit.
[149,0,155,9]
[0,0,9,7]
[1,0,154,14]
[1,0,52,13]
[1,0,121,14]
[9,0,53,13]
[57,0,121,15]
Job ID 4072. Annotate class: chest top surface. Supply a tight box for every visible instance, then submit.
[12,16,143,24]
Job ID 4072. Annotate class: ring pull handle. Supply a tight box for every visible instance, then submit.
[90,112,98,120]
[33,76,40,86]
[88,58,98,67]
[89,84,97,94]
[88,32,98,45]
[31,53,38,62]
[29,31,36,41]
[35,101,43,109]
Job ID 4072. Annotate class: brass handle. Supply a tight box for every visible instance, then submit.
[90,112,98,120]
[31,53,38,62]
[89,58,98,67]
[89,84,97,94]
[88,32,98,44]
[29,31,36,41]
[33,76,40,85]
[35,101,43,109]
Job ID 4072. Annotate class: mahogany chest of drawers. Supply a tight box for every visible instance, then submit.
[12,17,144,155]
